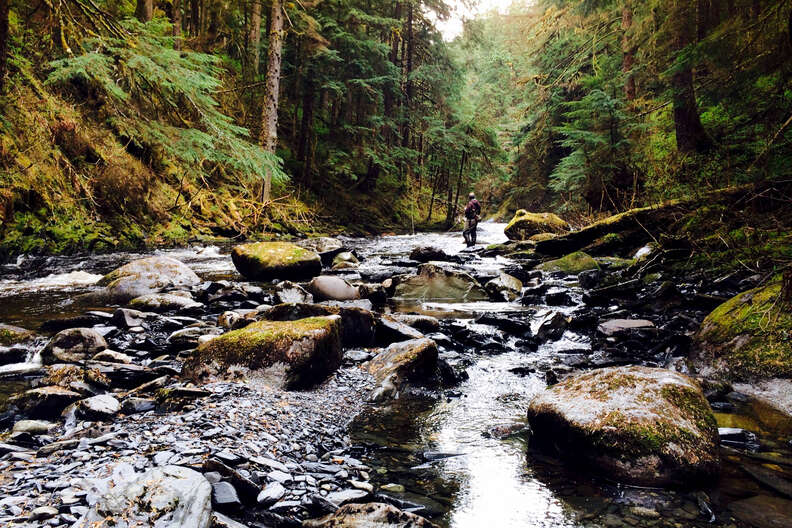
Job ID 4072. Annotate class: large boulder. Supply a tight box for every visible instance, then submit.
[41,328,107,364]
[303,503,438,528]
[95,256,201,304]
[409,246,451,263]
[536,251,599,275]
[527,366,719,487]
[484,273,523,301]
[189,316,342,389]
[14,386,82,419]
[260,303,376,348]
[65,394,121,421]
[504,209,569,241]
[366,338,439,401]
[694,279,792,380]
[77,464,212,528]
[0,323,35,346]
[307,276,361,302]
[394,264,488,302]
[296,237,345,266]
[231,241,321,281]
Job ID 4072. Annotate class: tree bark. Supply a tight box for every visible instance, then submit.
[622,1,636,101]
[172,0,182,49]
[383,1,401,147]
[247,0,262,79]
[401,2,414,149]
[0,0,9,95]
[298,68,315,187]
[260,0,285,202]
[190,0,200,36]
[136,0,154,22]
[671,0,711,153]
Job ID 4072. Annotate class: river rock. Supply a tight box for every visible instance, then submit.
[14,386,81,419]
[261,303,375,347]
[121,397,156,414]
[394,264,488,302]
[95,256,201,304]
[275,281,314,304]
[0,323,34,345]
[12,419,55,435]
[504,210,569,241]
[231,241,322,281]
[308,276,361,302]
[332,251,359,269]
[537,251,599,275]
[484,273,523,301]
[728,495,792,528]
[694,279,792,380]
[41,327,107,364]
[303,502,438,528]
[92,350,133,364]
[366,338,439,401]
[188,316,342,389]
[527,366,720,487]
[598,319,656,336]
[409,246,451,262]
[375,315,424,346]
[67,394,120,421]
[128,292,203,313]
[297,237,346,266]
[78,464,212,527]
[0,345,27,365]
[388,314,440,333]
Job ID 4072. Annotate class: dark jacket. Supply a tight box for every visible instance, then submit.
[464,199,481,219]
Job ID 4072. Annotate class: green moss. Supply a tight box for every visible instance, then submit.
[0,325,33,346]
[234,242,318,267]
[698,280,792,379]
[596,256,635,269]
[193,316,339,371]
[537,251,599,274]
[661,384,718,433]
[504,209,569,241]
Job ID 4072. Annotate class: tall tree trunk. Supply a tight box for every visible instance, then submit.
[671,0,711,153]
[260,0,285,202]
[136,0,154,22]
[190,0,200,36]
[298,68,315,188]
[0,0,8,95]
[622,1,636,101]
[444,168,453,227]
[426,168,439,223]
[453,151,466,219]
[401,2,414,149]
[247,0,262,79]
[383,1,401,147]
[172,0,182,49]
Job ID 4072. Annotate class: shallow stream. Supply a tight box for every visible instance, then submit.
[1,222,790,528]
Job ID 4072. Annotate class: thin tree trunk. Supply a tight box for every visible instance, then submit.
[172,0,182,49]
[622,1,636,101]
[191,0,200,36]
[453,151,466,220]
[247,0,262,79]
[445,169,453,226]
[0,0,8,95]
[402,2,414,149]
[136,0,154,22]
[298,68,315,187]
[384,1,401,147]
[426,168,439,223]
[671,0,711,153]
[260,0,285,202]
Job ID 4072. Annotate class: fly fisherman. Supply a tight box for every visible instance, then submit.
[463,192,481,247]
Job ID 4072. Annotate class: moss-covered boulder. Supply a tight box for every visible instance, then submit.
[529,233,557,243]
[0,323,35,346]
[231,242,322,282]
[504,210,569,241]
[537,251,599,274]
[95,257,201,304]
[394,264,488,302]
[694,279,792,380]
[188,316,342,389]
[260,303,375,348]
[527,366,719,487]
[366,338,439,401]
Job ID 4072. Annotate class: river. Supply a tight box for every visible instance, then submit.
[1,222,790,528]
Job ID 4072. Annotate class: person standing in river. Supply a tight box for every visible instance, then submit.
[463,192,481,247]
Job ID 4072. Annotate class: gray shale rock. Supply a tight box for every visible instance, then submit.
[303,502,439,528]
[41,328,107,364]
[94,256,201,304]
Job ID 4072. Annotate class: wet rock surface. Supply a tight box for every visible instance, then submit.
[0,224,789,528]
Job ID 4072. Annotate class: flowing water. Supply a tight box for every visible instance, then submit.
[1,223,791,527]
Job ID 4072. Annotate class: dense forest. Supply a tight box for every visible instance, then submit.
[0,0,790,254]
